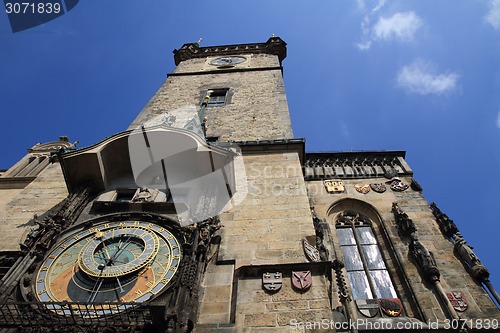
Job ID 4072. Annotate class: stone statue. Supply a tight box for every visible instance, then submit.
[453,232,490,282]
[409,234,440,282]
[392,203,416,237]
[430,202,458,238]
[133,187,153,202]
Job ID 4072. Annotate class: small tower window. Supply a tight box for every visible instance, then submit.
[336,211,397,300]
[114,189,137,202]
[206,89,228,107]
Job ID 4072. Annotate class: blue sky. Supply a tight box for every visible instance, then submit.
[1,1,500,297]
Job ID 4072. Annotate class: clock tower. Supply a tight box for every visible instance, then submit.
[0,37,498,333]
[130,37,293,142]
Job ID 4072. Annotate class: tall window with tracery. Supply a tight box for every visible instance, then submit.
[336,211,397,300]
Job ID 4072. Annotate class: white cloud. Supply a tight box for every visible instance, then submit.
[397,59,460,95]
[356,5,422,50]
[356,41,372,50]
[356,0,385,12]
[485,0,500,30]
[373,12,422,41]
[355,0,386,50]
[356,0,366,11]
[341,122,350,139]
[497,111,500,128]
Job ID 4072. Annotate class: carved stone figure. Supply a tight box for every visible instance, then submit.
[430,202,458,238]
[409,234,440,282]
[392,203,416,237]
[332,260,350,302]
[133,187,153,202]
[453,232,490,282]
[311,207,329,261]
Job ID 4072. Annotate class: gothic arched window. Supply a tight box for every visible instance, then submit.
[336,211,397,300]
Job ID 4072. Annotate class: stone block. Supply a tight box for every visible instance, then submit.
[266,300,309,312]
[203,286,232,303]
[203,272,234,286]
[198,313,231,325]
[276,309,333,326]
[200,302,231,315]
[244,313,277,327]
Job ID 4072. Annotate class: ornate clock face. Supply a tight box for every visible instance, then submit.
[34,220,181,316]
[209,56,246,66]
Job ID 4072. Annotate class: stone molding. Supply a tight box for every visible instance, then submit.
[304,151,412,179]
[173,37,287,65]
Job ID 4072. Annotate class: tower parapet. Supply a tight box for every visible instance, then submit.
[173,36,287,65]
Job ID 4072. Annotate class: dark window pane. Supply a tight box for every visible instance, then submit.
[347,271,373,300]
[115,190,135,202]
[357,227,376,244]
[340,245,363,271]
[207,89,228,106]
[370,270,397,299]
[361,245,386,269]
[337,228,356,245]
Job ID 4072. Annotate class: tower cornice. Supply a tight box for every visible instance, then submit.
[173,37,287,65]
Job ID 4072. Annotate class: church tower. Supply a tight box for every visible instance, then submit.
[0,37,498,333]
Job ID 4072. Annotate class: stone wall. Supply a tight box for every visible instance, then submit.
[218,152,314,266]
[129,54,293,142]
[307,174,499,325]
[196,150,334,331]
[0,163,67,251]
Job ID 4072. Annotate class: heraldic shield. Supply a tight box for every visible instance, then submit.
[302,238,321,262]
[447,292,468,312]
[378,298,403,317]
[370,183,386,193]
[356,299,379,317]
[291,271,312,291]
[324,180,345,194]
[355,184,371,194]
[262,272,282,292]
[386,178,409,192]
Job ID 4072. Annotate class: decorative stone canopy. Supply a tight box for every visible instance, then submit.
[28,136,76,153]
[60,126,238,197]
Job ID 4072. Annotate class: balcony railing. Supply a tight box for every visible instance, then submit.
[0,301,153,327]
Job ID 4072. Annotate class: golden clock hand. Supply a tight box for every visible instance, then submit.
[104,246,112,263]
[97,250,109,264]
[112,234,127,262]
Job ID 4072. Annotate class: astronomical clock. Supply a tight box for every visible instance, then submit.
[33,220,181,307]
[16,208,220,333]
